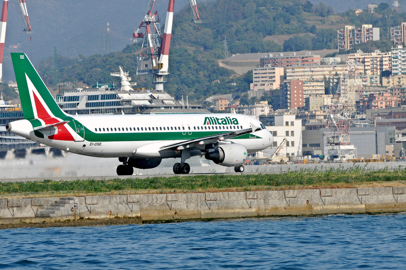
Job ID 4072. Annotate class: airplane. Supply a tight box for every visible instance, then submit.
[6,53,274,175]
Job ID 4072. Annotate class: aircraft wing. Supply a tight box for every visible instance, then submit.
[160,123,261,151]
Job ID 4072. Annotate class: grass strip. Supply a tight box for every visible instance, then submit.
[1,166,406,195]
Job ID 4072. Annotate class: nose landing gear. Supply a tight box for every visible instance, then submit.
[117,157,134,176]
[234,165,244,173]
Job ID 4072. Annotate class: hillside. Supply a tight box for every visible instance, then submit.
[33,0,406,102]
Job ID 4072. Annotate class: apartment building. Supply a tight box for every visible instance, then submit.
[338,25,379,50]
[285,64,363,81]
[382,75,406,87]
[365,93,399,109]
[305,94,333,111]
[237,101,270,119]
[251,66,284,91]
[265,114,302,157]
[347,50,391,76]
[391,22,406,46]
[213,97,229,111]
[260,52,320,68]
[392,45,406,75]
[280,80,304,110]
[302,79,325,97]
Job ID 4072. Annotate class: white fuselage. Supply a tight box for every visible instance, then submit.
[9,113,273,159]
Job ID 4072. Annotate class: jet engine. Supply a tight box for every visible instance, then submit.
[205,144,247,166]
[128,158,162,169]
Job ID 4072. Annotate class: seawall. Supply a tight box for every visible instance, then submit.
[1,185,406,227]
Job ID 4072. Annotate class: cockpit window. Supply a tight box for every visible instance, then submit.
[260,123,266,129]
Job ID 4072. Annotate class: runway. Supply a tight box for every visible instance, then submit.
[1,152,405,183]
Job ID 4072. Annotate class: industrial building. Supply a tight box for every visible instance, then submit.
[302,127,396,158]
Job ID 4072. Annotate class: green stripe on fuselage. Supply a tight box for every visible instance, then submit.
[82,127,262,142]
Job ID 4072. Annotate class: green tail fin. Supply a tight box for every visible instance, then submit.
[11,53,67,120]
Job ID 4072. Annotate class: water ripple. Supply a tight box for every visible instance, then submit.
[0,214,406,269]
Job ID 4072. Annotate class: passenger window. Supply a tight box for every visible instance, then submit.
[103,128,105,131]
[163,127,166,130]
[182,127,185,130]
[149,127,151,131]
[138,127,140,131]
[171,127,173,130]
[126,127,128,131]
[188,126,191,130]
[114,128,117,131]
[118,128,121,131]
[208,126,210,130]
[160,127,162,130]
[194,126,196,130]
[152,127,155,131]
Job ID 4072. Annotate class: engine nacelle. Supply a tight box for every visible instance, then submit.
[205,144,247,166]
[128,158,162,169]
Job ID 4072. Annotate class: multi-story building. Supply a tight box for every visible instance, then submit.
[265,114,302,157]
[368,4,378,13]
[280,80,304,110]
[237,101,270,119]
[260,52,320,68]
[302,79,325,97]
[365,93,399,109]
[213,97,229,111]
[251,66,284,91]
[391,45,406,75]
[338,25,379,50]
[347,50,391,76]
[305,94,333,111]
[391,22,406,46]
[382,75,406,87]
[285,64,363,81]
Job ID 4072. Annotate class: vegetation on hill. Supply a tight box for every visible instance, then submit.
[0,83,18,102]
[36,0,406,101]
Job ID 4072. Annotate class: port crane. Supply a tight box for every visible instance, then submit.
[0,0,32,82]
[132,0,202,92]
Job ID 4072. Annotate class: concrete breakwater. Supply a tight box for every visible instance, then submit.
[1,185,406,227]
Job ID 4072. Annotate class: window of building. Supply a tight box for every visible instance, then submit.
[291,153,295,156]
[273,142,277,147]
[285,121,289,126]
[309,143,320,147]
[291,141,295,147]
[286,141,290,147]
[273,131,277,136]
[286,131,289,136]
[291,131,294,136]
[302,144,307,148]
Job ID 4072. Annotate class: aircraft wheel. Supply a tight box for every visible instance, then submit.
[173,163,182,174]
[117,165,125,175]
[181,163,190,174]
[125,166,134,175]
[234,165,244,173]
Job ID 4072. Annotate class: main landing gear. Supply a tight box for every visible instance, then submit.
[173,163,190,174]
[117,157,133,176]
[234,165,244,173]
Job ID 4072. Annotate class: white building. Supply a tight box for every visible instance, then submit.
[237,101,271,119]
[392,45,406,75]
[265,114,302,157]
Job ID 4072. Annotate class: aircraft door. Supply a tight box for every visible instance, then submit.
[73,120,85,142]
